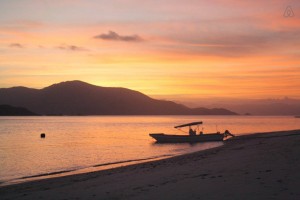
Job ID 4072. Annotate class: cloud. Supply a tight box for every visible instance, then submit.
[57,44,88,51]
[156,22,300,57]
[9,43,24,48]
[94,31,143,42]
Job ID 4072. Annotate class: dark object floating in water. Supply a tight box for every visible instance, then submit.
[40,133,46,138]
[149,121,234,143]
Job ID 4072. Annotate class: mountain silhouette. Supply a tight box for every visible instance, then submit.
[0,104,37,116]
[0,81,236,115]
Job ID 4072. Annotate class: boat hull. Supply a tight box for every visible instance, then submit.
[149,133,224,143]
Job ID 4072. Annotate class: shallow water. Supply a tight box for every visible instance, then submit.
[0,115,299,185]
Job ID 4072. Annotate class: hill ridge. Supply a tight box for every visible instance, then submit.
[0,80,237,116]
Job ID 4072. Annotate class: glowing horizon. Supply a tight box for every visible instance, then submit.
[1,0,299,100]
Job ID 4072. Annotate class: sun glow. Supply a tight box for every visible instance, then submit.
[0,0,299,100]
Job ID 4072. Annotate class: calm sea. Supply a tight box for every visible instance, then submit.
[0,115,299,185]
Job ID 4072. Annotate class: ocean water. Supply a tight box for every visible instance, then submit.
[0,115,299,185]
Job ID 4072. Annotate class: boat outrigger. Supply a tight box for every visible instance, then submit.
[149,121,234,143]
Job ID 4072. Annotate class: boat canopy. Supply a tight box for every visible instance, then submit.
[174,121,203,128]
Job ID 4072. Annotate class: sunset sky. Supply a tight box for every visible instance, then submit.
[0,0,299,102]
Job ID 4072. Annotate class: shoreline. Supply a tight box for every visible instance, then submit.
[1,154,176,187]
[0,141,224,187]
[1,129,300,199]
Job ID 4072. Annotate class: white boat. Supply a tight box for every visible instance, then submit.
[149,121,234,143]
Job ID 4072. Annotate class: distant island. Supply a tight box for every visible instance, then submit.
[0,80,236,116]
[0,105,37,116]
[182,97,300,116]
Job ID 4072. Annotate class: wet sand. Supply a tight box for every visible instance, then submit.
[1,130,300,200]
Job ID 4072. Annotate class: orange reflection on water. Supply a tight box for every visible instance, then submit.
[0,115,299,185]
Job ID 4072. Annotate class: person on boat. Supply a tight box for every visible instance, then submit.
[189,128,193,135]
[199,127,204,135]
[189,127,196,136]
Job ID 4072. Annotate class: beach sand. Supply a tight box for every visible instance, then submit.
[1,130,300,200]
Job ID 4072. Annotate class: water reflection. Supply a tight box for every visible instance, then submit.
[0,115,299,185]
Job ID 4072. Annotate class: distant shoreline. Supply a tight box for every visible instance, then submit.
[1,129,300,199]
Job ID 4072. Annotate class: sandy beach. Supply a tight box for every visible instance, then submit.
[1,129,300,200]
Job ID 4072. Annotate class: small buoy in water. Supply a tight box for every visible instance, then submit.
[40,133,46,138]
